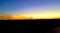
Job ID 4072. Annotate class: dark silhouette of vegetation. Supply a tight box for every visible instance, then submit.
[0,14,12,20]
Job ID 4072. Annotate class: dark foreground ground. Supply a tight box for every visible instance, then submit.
[0,19,60,33]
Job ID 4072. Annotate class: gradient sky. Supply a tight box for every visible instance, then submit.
[0,0,60,16]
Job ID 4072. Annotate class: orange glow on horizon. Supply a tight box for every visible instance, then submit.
[0,14,60,20]
[0,11,60,20]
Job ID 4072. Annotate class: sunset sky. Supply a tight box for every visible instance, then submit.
[0,0,60,19]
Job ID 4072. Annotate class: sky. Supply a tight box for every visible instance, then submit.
[0,0,60,17]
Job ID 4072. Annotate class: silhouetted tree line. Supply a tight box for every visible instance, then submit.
[0,14,33,20]
[0,14,12,20]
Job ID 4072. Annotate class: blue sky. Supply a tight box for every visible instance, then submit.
[0,0,60,15]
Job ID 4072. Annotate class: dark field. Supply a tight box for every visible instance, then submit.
[0,19,60,33]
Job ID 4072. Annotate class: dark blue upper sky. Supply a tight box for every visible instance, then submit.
[0,0,60,15]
